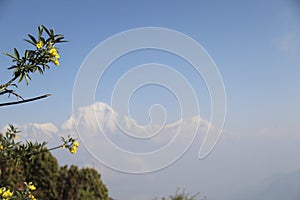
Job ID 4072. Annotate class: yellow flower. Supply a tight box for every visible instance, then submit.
[28,182,36,191]
[2,189,12,198]
[62,144,65,149]
[51,58,60,66]
[28,193,37,200]
[69,146,77,154]
[0,145,3,150]
[55,52,60,59]
[49,47,58,56]
[49,47,60,65]
[0,188,3,195]
[74,141,79,147]
[53,59,59,66]
[36,40,44,49]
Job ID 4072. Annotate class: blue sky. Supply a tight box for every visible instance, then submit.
[1,1,300,199]
[0,0,299,127]
[1,0,299,126]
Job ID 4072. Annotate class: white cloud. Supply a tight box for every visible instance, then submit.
[1,122,60,144]
[1,102,214,173]
[2,102,300,200]
[66,102,214,173]
[62,102,117,133]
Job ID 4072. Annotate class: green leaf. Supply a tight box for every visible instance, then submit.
[4,52,18,60]
[50,28,54,37]
[14,48,20,59]
[27,34,37,44]
[38,25,43,38]
[18,73,24,83]
[7,65,17,70]
[25,74,31,85]
[42,25,51,37]
[24,39,36,46]
[55,37,68,43]
[54,34,64,37]
[37,67,44,75]
[57,39,68,43]
[44,64,50,70]
[24,50,29,59]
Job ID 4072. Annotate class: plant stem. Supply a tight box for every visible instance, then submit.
[0,76,18,90]
[0,94,51,107]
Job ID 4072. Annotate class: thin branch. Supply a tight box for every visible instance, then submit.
[0,94,51,107]
[8,90,24,100]
[0,75,18,90]
[0,89,24,100]
[28,145,63,157]
[0,89,13,96]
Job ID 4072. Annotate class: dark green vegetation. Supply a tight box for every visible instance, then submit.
[0,140,110,200]
[156,189,205,200]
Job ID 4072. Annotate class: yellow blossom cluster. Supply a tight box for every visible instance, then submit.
[49,47,60,66]
[69,141,79,154]
[28,182,36,191]
[36,40,43,49]
[0,182,37,200]
[0,188,13,200]
[0,145,3,150]
[26,182,37,200]
[28,193,37,200]
[35,40,60,66]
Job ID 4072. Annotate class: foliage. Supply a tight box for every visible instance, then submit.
[56,166,110,200]
[156,189,206,200]
[0,25,110,200]
[0,125,46,189]
[0,129,110,200]
[0,25,65,107]
[0,182,37,200]
[0,124,80,199]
